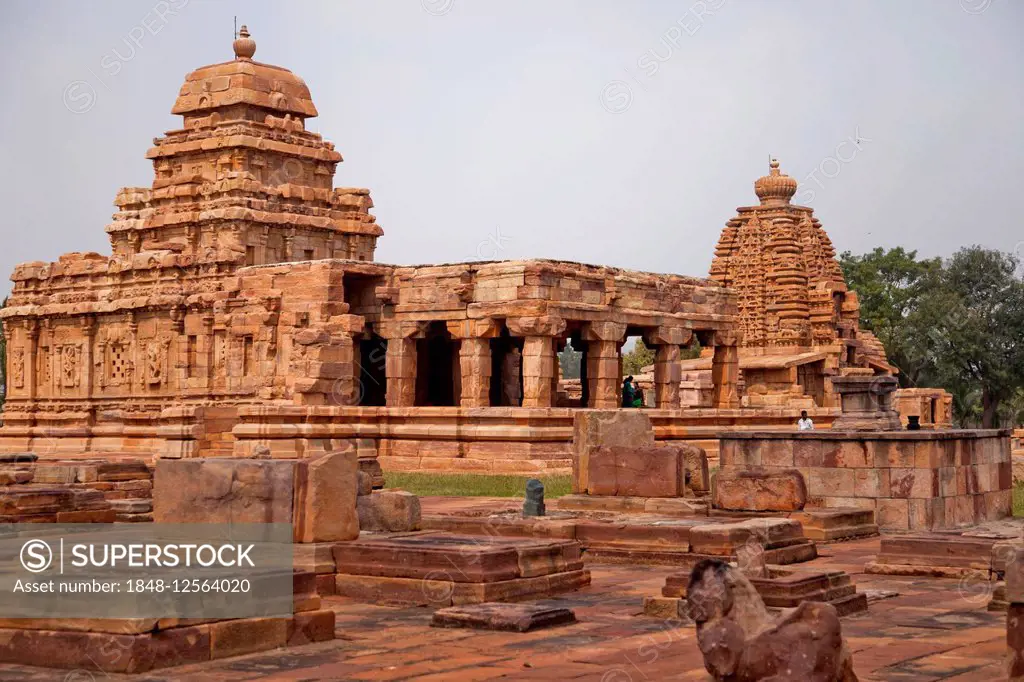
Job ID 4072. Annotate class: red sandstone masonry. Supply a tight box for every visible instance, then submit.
[720,430,1011,530]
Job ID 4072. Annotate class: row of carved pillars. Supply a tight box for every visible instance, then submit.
[372,317,740,410]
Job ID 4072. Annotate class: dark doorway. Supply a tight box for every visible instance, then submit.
[490,331,524,407]
[415,322,460,406]
[358,335,387,406]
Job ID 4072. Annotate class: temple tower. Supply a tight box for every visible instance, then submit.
[106,26,382,267]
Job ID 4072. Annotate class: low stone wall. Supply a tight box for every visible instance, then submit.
[2,405,839,476]
[719,429,1012,530]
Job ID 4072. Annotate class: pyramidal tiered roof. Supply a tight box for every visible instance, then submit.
[104,25,382,270]
[709,160,891,370]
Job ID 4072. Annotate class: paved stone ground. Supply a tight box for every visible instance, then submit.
[0,534,1007,681]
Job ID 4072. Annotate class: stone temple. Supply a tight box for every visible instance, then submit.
[0,28,949,472]
[0,29,747,470]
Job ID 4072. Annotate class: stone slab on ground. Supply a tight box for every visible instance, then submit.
[688,518,808,556]
[555,493,706,515]
[865,533,1004,578]
[430,603,576,632]
[0,610,335,674]
[332,532,590,606]
[789,508,879,542]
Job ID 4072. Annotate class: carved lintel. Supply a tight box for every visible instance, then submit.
[581,321,627,343]
[644,326,693,347]
[713,329,741,347]
[506,316,567,338]
[446,318,501,340]
[378,320,427,340]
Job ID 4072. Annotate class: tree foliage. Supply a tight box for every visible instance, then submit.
[622,339,656,377]
[841,246,1024,427]
[839,247,941,387]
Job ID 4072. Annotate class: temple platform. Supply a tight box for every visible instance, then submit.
[331,532,590,606]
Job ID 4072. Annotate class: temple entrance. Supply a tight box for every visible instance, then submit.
[796,360,826,407]
[415,322,460,406]
[358,335,387,406]
[490,331,524,406]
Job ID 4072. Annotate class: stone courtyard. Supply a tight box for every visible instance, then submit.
[0,22,1021,682]
[0,517,1010,682]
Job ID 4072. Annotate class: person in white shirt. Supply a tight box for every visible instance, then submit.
[797,410,814,431]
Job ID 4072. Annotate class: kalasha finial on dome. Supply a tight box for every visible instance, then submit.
[754,157,797,206]
[233,25,256,60]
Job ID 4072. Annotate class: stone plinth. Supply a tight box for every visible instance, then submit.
[332,532,590,606]
[719,429,1012,530]
[650,565,866,618]
[431,603,576,632]
[831,375,902,431]
[154,452,359,542]
[0,570,332,674]
[865,534,1004,578]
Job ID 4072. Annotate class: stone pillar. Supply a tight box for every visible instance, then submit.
[645,327,690,410]
[24,320,38,401]
[583,322,627,409]
[447,319,500,408]
[80,316,96,399]
[381,322,421,407]
[507,316,567,409]
[711,331,740,409]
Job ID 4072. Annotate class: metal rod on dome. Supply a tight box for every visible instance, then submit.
[234,16,237,40]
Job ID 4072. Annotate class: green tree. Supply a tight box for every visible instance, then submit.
[839,247,941,387]
[557,343,581,380]
[622,339,655,376]
[920,247,1024,428]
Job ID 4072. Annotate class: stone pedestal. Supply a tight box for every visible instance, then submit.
[831,375,902,431]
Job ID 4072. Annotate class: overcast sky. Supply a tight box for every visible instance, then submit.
[1,0,1021,296]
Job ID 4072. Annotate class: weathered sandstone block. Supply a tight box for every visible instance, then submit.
[357,490,422,532]
[299,450,359,543]
[572,411,654,494]
[154,459,295,525]
[588,445,687,498]
[155,456,359,543]
[714,467,807,511]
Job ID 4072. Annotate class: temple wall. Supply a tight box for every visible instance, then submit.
[720,430,1012,530]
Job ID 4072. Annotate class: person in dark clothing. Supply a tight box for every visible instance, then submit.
[622,376,636,408]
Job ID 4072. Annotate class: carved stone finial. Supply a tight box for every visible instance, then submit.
[754,157,797,206]
[233,25,256,60]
